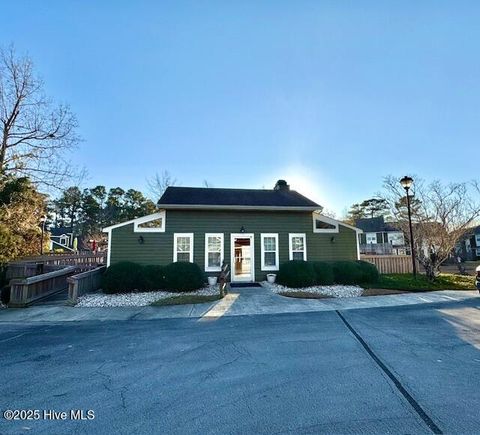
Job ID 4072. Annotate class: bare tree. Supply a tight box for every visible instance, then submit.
[321,208,337,219]
[202,179,213,188]
[147,170,178,200]
[382,175,480,280]
[0,45,80,188]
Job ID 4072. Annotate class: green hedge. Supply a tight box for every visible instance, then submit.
[143,265,167,290]
[331,261,363,285]
[277,260,316,288]
[101,262,146,294]
[312,261,334,285]
[332,260,379,285]
[356,260,380,284]
[277,260,379,288]
[101,261,206,294]
[164,262,205,292]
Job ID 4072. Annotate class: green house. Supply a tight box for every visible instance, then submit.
[103,180,361,283]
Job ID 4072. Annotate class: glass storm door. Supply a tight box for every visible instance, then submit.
[231,234,254,282]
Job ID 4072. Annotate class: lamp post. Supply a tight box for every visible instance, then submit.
[400,176,417,278]
[40,216,46,255]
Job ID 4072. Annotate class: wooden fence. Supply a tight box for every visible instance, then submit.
[9,266,76,307]
[68,266,106,303]
[361,255,418,274]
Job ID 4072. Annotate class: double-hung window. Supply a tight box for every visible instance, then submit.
[289,233,307,261]
[261,233,279,271]
[205,233,224,271]
[174,233,194,262]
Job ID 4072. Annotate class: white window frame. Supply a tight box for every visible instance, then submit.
[289,233,307,261]
[204,233,224,272]
[173,233,194,263]
[134,211,166,233]
[261,233,279,271]
[312,213,339,234]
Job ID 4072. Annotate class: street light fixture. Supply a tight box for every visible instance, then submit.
[400,176,417,278]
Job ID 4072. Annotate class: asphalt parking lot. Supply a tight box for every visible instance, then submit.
[1,298,479,434]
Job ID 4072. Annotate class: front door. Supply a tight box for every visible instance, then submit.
[231,234,254,282]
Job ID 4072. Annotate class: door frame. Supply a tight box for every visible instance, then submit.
[230,233,255,282]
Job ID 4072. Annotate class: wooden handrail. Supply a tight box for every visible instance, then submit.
[9,266,77,307]
[10,266,76,285]
[67,266,106,303]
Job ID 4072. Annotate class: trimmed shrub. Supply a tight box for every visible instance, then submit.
[312,261,334,285]
[143,265,167,291]
[356,260,379,284]
[164,262,205,292]
[332,261,363,285]
[101,262,146,294]
[277,260,316,288]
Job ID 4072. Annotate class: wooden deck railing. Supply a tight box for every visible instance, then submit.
[9,266,76,307]
[68,266,106,303]
[361,255,419,274]
[6,263,62,280]
[15,252,106,273]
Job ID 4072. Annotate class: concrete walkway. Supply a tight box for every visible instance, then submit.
[0,287,478,323]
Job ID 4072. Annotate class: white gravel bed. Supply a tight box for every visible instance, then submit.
[76,285,220,307]
[261,281,364,298]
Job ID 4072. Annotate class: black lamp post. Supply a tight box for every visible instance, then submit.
[40,216,46,255]
[400,176,417,278]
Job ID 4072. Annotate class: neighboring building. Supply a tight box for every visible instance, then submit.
[49,227,75,251]
[456,226,480,260]
[104,180,361,283]
[355,216,407,255]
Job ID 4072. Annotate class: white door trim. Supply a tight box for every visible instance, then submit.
[230,233,255,282]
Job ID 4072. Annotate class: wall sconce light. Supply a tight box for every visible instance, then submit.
[330,236,336,244]
[138,236,144,244]
[240,226,245,233]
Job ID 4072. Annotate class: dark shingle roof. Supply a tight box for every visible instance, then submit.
[355,217,400,233]
[158,186,320,209]
[49,227,73,237]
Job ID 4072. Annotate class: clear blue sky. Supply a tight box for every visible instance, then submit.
[2,1,479,215]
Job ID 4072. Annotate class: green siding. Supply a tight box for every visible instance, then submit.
[110,210,357,281]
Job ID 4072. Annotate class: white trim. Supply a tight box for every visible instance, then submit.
[159,204,319,212]
[356,233,361,260]
[173,233,194,263]
[261,233,279,271]
[312,211,363,233]
[59,234,70,245]
[230,233,255,282]
[133,211,166,233]
[106,230,112,267]
[102,211,166,232]
[312,214,339,234]
[204,233,224,272]
[289,233,307,261]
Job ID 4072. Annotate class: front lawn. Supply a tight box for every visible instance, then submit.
[364,273,476,292]
[151,294,223,306]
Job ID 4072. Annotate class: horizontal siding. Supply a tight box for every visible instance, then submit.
[110,210,357,281]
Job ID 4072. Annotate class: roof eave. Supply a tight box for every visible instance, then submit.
[157,204,320,211]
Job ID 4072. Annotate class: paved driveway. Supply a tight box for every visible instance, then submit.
[1,298,480,434]
[0,287,478,323]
